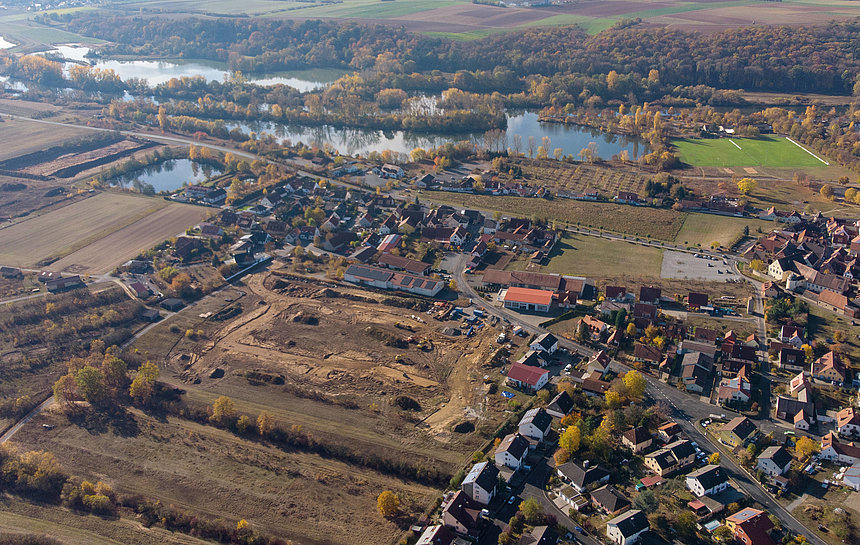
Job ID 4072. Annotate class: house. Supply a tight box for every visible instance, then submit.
[775,395,816,427]
[622,427,653,454]
[441,491,481,537]
[606,509,649,545]
[129,281,151,298]
[557,462,610,493]
[756,446,793,477]
[530,332,559,354]
[811,351,846,384]
[821,432,860,465]
[688,292,709,310]
[45,275,84,293]
[501,287,553,313]
[581,377,611,397]
[633,343,662,365]
[461,462,498,505]
[174,236,207,261]
[506,363,549,392]
[581,315,609,340]
[184,185,226,204]
[140,308,160,322]
[778,347,806,372]
[779,324,805,345]
[657,421,682,442]
[633,302,657,320]
[518,408,552,443]
[495,433,530,470]
[415,525,457,545]
[819,289,860,317]
[519,526,558,545]
[376,233,401,252]
[720,417,757,448]
[686,465,729,497]
[591,485,630,515]
[517,350,547,368]
[585,350,611,379]
[718,374,751,405]
[837,407,860,437]
[726,508,775,545]
[639,286,662,305]
[681,353,713,394]
[376,253,430,276]
[768,257,792,280]
[789,371,811,397]
[546,391,574,419]
[605,286,629,301]
[644,439,696,476]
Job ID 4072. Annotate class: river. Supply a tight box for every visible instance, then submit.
[229,112,647,160]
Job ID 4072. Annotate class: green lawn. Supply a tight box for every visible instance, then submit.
[293,0,464,18]
[673,136,826,168]
[676,214,779,248]
[507,232,664,278]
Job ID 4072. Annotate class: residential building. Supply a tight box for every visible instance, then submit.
[519,526,558,545]
[518,408,552,443]
[821,432,860,465]
[726,508,775,545]
[718,374,751,405]
[343,264,444,297]
[686,465,729,497]
[644,439,696,476]
[530,332,559,354]
[811,351,846,384]
[461,462,498,505]
[720,417,758,448]
[756,446,792,477]
[837,407,860,437]
[621,427,653,454]
[557,462,610,493]
[505,363,549,392]
[656,422,682,443]
[639,286,661,305]
[606,509,649,545]
[441,490,481,537]
[633,343,662,365]
[591,485,630,515]
[517,350,547,368]
[778,347,805,372]
[416,525,457,545]
[546,391,574,419]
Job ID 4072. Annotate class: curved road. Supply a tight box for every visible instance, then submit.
[454,255,824,545]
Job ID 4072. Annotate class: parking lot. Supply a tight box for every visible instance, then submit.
[661,250,742,281]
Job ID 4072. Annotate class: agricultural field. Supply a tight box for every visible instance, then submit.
[420,191,686,241]
[675,214,778,249]
[109,0,860,37]
[507,233,664,278]
[0,116,87,162]
[0,192,211,273]
[496,158,649,198]
[21,269,515,545]
[673,136,826,168]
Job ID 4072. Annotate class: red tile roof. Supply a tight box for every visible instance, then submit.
[504,287,554,306]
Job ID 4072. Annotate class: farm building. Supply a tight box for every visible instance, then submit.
[343,264,443,297]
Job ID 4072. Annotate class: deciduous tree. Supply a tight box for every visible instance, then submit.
[377,490,400,517]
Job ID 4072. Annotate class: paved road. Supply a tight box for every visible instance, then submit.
[0,396,54,444]
[454,255,825,545]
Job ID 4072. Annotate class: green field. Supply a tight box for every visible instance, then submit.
[509,232,664,278]
[673,136,826,167]
[676,214,779,248]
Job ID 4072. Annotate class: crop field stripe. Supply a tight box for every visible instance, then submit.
[786,136,829,165]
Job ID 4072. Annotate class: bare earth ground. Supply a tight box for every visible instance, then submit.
[21,139,149,177]
[0,192,209,272]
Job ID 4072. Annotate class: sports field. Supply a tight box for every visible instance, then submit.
[0,192,210,272]
[673,136,826,168]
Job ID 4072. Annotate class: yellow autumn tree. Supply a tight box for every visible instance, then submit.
[377,490,400,517]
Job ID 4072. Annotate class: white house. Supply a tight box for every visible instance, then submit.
[837,407,860,437]
[606,509,649,545]
[820,432,860,465]
[518,408,552,443]
[756,446,793,477]
[686,465,729,497]
[494,433,530,470]
[530,332,559,355]
[461,462,498,505]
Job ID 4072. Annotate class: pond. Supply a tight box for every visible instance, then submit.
[230,112,648,160]
[43,45,346,91]
[111,159,223,192]
[0,36,15,50]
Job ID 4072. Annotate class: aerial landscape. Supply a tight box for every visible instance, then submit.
[3,1,860,545]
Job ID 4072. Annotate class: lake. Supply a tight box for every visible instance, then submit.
[230,112,647,160]
[112,159,222,192]
[43,45,345,91]
[0,36,15,49]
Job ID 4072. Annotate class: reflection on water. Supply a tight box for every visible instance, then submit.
[231,112,646,159]
[112,159,222,192]
[40,45,345,91]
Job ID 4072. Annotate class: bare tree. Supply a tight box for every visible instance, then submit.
[527,135,536,158]
[512,134,522,156]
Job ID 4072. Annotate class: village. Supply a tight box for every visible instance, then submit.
[2,156,860,545]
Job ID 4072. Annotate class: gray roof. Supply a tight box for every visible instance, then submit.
[759,446,792,469]
[533,332,558,351]
[497,433,529,460]
[558,462,610,488]
[463,461,498,492]
[591,485,630,513]
[344,264,393,282]
[547,391,574,416]
[607,509,649,538]
[688,464,728,490]
[723,416,757,440]
[520,408,552,434]
[682,350,714,371]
